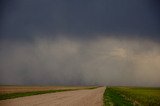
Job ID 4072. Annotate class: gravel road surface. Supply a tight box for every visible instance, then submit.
[0,87,105,106]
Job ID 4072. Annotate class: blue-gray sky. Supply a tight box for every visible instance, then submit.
[0,0,160,40]
[0,0,160,86]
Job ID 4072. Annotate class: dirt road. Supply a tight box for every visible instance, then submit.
[0,87,105,106]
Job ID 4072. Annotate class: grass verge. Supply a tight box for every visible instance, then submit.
[103,87,133,106]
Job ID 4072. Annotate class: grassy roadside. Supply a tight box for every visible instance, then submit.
[0,86,98,100]
[103,87,160,106]
[103,87,133,106]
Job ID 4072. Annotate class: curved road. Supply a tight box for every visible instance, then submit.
[0,87,105,106]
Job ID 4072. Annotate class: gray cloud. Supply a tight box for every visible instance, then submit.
[0,35,160,86]
[0,0,160,40]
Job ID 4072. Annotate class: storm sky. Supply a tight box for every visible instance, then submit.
[0,0,160,86]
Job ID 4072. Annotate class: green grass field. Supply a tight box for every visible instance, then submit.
[103,87,160,106]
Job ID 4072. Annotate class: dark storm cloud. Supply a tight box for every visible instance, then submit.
[0,0,160,40]
[0,1,160,86]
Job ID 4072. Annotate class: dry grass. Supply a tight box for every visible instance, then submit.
[0,86,96,94]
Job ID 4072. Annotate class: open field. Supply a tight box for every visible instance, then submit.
[103,87,160,106]
[0,87,105,106]
[0,85,98,100]
[0,85,96,94]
